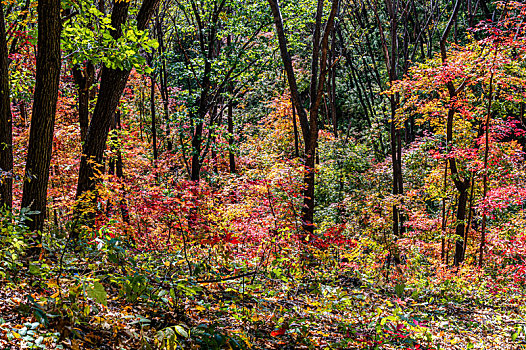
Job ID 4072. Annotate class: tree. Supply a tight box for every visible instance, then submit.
[389,0,526,266]
[74,0,161,217]
[20,0,62,232]
[164,0,271,181]
[0,3,12,209]
[268,0,339,238]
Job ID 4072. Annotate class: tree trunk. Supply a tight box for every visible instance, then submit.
[75,0,161,205]
[479,69,494,267]
[156,13,172,151]
[440,0,466,266]
[72,63,94,144]
[0,3,13,209]
[227,35,236,173]
[115,111,129,224]
[453,187,469,266]
[291,96,299,158]
[20,0,61,232]
[150,74,158,162]
[268,0,339,239]
[440,158,448,262]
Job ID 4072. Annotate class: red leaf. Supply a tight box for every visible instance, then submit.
[271,328,286,337]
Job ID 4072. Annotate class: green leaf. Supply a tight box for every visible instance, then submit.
[174,325,189,338]
[394,283,405,298]
[29,264,41,276]
[86,282,107,306]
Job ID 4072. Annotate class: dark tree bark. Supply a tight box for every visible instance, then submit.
[108,111,130,224]
[150,75,158,162]
[0,3,13,209]
[439,0,468,266]
[227,95,236,173]
[20,0,62,232]
[156,12,172,151]
[72,63,95,144]
[226,35,236,173]
[268,0,339,238]
[188,2,224,181]
[75,0,161,206]
[373,0,405,238]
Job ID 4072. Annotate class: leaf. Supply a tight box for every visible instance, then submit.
[395,283,405,298]
[29,263,41,275]
[174,325,189,338]
[86,282,107,306]
[270,328,286,337]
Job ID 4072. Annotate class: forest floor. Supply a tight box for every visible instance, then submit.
[1,241,525,350]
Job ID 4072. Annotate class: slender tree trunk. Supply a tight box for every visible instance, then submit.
[21,0,62,232]
[329,26,337,137]
[211,105,219,173]
[19,101,27,127]
[291,96,299,158]
[440,0,467,266]
[227,96,236,173]
[190,36,214,181]
[441,158,448,262]
[115,111,129,224]
[156,13,172,151]
[453,187,468,265]
[479,70,494,267]
[226,35,236,173]
[0,3,13,209]
[72,63,94,144]
[268,0,339,238]
[150,74,158,162]
[463,174,475,261]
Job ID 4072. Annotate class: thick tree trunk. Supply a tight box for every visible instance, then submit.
[0,3,13,209]
[20,0,61,232]
[76,1,130,200]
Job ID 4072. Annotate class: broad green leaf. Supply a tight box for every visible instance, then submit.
[86,282,107,306]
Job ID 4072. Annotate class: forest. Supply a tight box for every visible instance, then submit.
[1,0,526,349]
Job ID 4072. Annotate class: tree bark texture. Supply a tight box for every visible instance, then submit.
[20,0,62,232]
